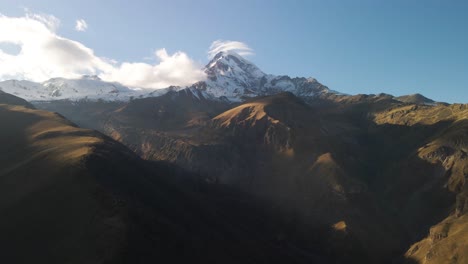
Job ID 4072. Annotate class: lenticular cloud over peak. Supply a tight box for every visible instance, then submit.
[208,40,254,58]
[0,11,206,89]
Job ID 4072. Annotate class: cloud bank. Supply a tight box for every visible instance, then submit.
[208,40,254,58]
[75,19,88,32]
[101,49,206,88]
[0,12,206,89]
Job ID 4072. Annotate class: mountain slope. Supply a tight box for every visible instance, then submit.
[1,91,333,264]
[35,91,405,262]
[0,89,33,107]
[372,103,468,264]
[0,100,128,263]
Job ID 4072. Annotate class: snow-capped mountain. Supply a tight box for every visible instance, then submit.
[203,51,266,99]
[0,75,153,101]
[199,51,332,101]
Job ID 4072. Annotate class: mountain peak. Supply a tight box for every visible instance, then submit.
[200,51,267,101]
[205,51,265,79]
[210,50,246,61]
[396,93,436,105]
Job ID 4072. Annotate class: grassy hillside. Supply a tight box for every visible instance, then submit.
[373,104,468,264]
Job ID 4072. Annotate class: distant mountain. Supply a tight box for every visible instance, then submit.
[0,76,157,101]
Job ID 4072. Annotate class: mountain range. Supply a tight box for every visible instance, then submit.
[1,51,466,264]
[0,51,436,105]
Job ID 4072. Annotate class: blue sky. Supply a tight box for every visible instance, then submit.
[0,0,467,103]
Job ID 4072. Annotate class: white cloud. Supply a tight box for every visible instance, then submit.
[0,13,109,81]
[75,19,88,32]
[0,12,206,89]
[100,49,206,88]
[208,40,254,58]
[23,8,60,31]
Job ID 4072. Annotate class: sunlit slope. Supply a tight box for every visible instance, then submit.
[405,214,468,264]
[372,103,468,264]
